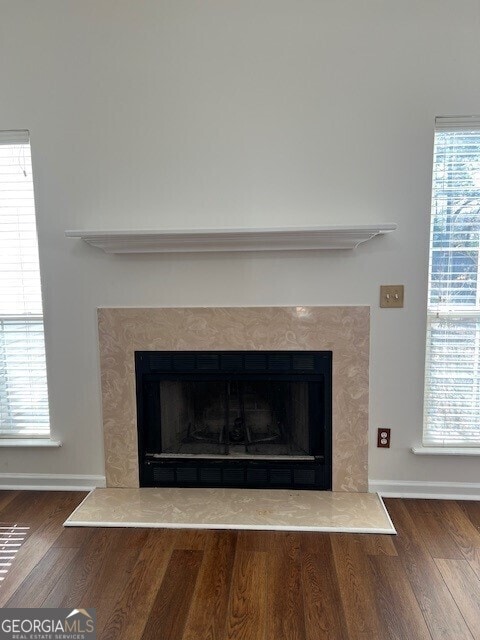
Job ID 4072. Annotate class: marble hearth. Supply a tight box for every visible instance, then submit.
[98,306,369,492]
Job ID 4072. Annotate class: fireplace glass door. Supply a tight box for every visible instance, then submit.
[159,379,315,457]
[136,351,332,489]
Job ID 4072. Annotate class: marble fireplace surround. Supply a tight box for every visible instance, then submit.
[98,306,369,492]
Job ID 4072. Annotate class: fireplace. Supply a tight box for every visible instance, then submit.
[98,306,368,491]
[136,350,332,489]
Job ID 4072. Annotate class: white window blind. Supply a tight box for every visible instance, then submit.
[424,116,480,446]
[0,130,50,437]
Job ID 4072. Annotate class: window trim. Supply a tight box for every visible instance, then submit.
[423,116,480,447]
[0,130,51,438]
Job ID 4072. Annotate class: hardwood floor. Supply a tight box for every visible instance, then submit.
[0,492,479,639]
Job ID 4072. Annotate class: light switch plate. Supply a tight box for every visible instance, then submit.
[380,285,404,308]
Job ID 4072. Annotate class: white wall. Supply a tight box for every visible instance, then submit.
[1,0,480,490]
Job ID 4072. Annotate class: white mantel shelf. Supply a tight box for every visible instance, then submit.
[65,224,397,254]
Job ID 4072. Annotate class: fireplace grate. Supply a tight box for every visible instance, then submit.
[175,467,197,484]
[152,467,175,483]
[149,463,320,489]
[270,469,292,484]
[144,351,319,374]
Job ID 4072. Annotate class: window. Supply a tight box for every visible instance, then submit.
[0,130,50,437]
[424,116,480,446]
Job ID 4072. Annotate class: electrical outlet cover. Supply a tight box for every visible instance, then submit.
[377,428,391,448]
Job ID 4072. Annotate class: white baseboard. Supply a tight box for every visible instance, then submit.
[370,479,480,501]
[0,473,106,491]
[1,474,478,499]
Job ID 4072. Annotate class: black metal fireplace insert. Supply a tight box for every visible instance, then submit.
[136,350,332,489]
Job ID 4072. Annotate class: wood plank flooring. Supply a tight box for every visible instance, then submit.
[0,491,479,640]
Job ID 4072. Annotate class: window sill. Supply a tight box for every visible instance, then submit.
[411,446,480,456]
[0,438,62,448]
